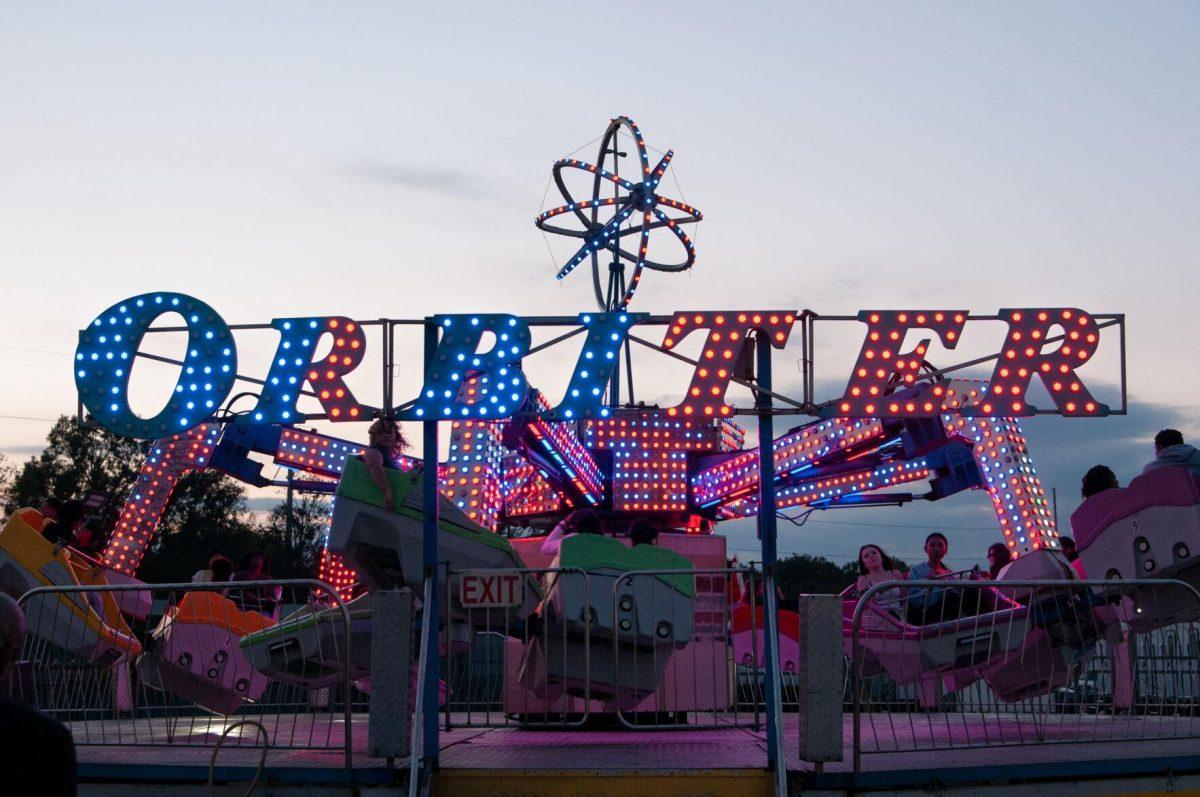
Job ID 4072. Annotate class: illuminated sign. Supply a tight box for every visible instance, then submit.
[75,293,1115,440]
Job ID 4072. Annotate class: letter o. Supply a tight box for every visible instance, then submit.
[74,292,237,439]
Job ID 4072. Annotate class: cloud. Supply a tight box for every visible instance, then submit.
[343,160,483,197]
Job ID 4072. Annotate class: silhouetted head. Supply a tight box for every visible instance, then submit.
[56,500,86,533]
[1081,465,1119,499]
[37,497,64,521]
[1155,429,1185,453]
[239,550,270,578]
[628,518,658,547]
[210,556,234,583]
[571,510,602,536]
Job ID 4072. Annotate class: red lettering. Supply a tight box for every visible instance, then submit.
[247,316,368,424]
[968,308,1107,417]
[661,310,796,419]
[837,310,967,417]
[462,577,481,604]
[501,574,520,604]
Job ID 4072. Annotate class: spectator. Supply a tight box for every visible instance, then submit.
[363,417,411,511]
[1142,429,1200,478]
[191,549,230,584]
[628,517,659,547]
[855,544,905,614]
[540,509,602,557]
[986,542,1013,579]
[1081,465,1120,499]
[0,593,77,796]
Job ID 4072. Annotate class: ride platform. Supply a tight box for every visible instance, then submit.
[71,712,1200,796]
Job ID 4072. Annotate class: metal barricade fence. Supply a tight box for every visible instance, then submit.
[17,578,356,768]
[611,568,763,730]
[442,567,591,728]
[850,577,1200,770]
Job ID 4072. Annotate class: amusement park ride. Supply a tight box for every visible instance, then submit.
[2,116,1197,758]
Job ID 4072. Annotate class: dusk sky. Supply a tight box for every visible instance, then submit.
[2,3,1197,566]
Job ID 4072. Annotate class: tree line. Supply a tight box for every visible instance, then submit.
[0,416,330,582]
[0,416,877,591]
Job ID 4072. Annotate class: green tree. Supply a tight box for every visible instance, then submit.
[5,416,147,530]
[775,552,909,599]
[7,415,263,583]
[775,554,858,597]
[0,453,13,508]
[260,492,331,580]
[136,470,261,583]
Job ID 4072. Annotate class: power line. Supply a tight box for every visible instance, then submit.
[798,517,999,531]
[0,346,72,357]
[0,413,59,423]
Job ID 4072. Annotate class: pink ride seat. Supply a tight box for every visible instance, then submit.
[1073,467,1200,629]
[1072,468,1200,552]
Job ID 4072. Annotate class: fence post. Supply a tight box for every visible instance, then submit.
[370,588,413,760]
[755,330,782,775]
[421,318,441,766]
[796,595,843,764]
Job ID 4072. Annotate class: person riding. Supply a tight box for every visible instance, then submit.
[986,542,1012,579]
[1142,429,1200,478]
[70,519,107,559]
[14,497,64,534]
[40,500,86,546]
[539,509,602,557]
[855,544,905,614]
[1059,536,1079,562]
[906,532,957,624]
[363,416,411,511]
[191,548,230,584]
[628,517,659,547]
[1081,465,1120,499]
[209,555,234,585]
[232,551,278,617]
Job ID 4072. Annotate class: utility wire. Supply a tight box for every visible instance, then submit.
[799,517,999,531]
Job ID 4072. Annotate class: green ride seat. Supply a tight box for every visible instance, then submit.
[521,534,695,705]
[328,458,541,622]
[239,592,375,689]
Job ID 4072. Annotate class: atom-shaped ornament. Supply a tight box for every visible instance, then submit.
[536,116,702,310]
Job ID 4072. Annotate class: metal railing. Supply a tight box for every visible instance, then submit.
[409,576,435,797]
[442,565,776,733]
[442,567,591,728]
[850,577,1200,771]
[608,567,763,730]
[17,579,355,773]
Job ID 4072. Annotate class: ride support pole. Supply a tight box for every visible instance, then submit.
[421,319,441,766]
[755,330,781,772]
